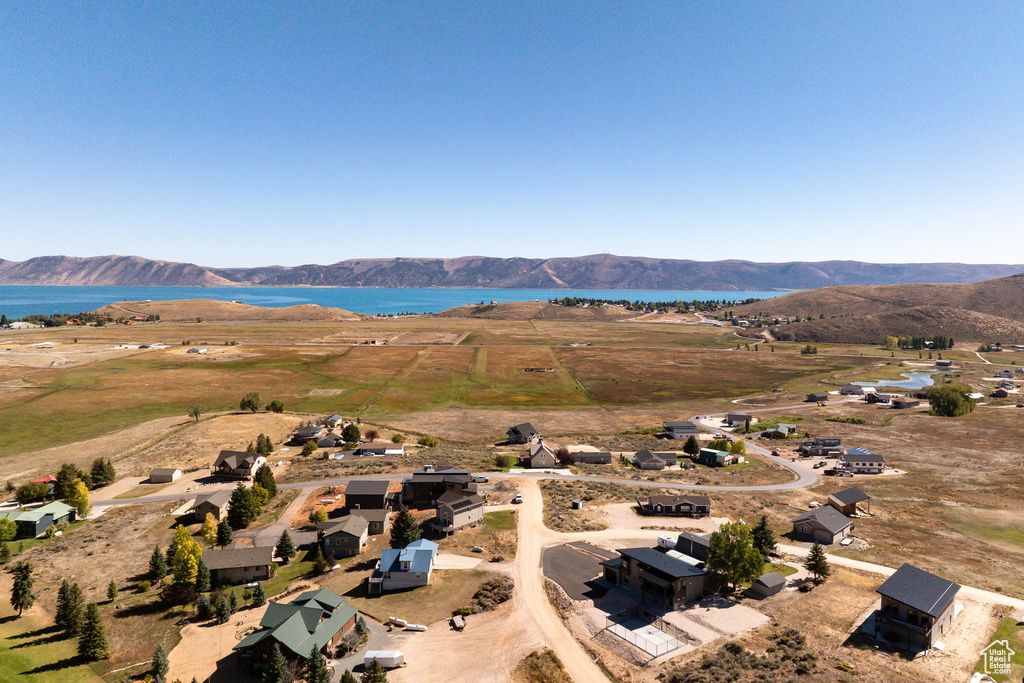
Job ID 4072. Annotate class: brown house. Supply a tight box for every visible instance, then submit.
[637,495,710,517]
[875,564,960,651]
[349,508,392,536]
[203,546,275,585]
[188,489,233,522]
[520,441,557,468]
[318,515,369,557]
[213,451,266,479]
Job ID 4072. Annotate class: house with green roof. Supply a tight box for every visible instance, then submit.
[233,588,357,671]
[0,501,76,538]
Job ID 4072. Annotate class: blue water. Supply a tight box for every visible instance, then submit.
[0,285,786,318]
[853,370,946,390]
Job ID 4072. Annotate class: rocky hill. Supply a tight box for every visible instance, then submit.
[1,253,1021,290]
[733,274,1024,343]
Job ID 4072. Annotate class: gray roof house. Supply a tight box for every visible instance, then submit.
[370,539,439,593]
[840,447,886,474]
[725,413,752,427]
[675,532,711,562]
[506,422,540,444]
[203,546,275,585]
[344,480,394,510]
[318,515,369,557]
[665,421,700,439]
[875,564,961,651]
[840,384,865,395]
[790,506,854,544]
[574,451,612,464]
[747,571,787,599]
[827,487,871,515]
[807,392,830,403]
[188,489,233,522]
[634,449,673,470]
[521,441,557,468]
[213,451,266,479]
[149,467,181,483]
[601,546,708,609]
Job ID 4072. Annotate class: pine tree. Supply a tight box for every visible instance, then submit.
[215,596,231,624]
[254,463,277,496]
[262,643,286,683]
[66,583,84,636]
[152,643,170,680]
[149,544,168,582]
[0,542,9,564]
[228,590,238,613]
[305,644,332,683]
[55,580,72,634]
[227,483,258,529]
[804,542,831,584]
[389,508,421,549]
[251,582,266,607]
[195,557,211,593]
[106,579,118,601]
[196,594,212,620]
[77,603,109,660]
[216,520,233,548]
[361,657,389,683]
[751,515,777,558]
[201,513,218,546]
[276,530,295,563]
[341,670,358,683]
[355,616,368,637]
[682,434,700,456]
[10,561,34,616]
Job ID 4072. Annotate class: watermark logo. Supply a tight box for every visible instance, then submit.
[980,639,1016,676]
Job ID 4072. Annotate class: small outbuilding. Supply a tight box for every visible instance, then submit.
[748,572,787,599]
[807,392,830,403]
[840,384,865,396]
[827,487,871,516]
[149,467,182,484]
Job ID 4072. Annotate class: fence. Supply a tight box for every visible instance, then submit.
[604,606,687,659]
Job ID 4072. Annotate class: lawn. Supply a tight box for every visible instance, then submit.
[739,562,797,588]
[484,510,516,531]
[0,592,105,683]
[974,617,1024,682]
[341,569,497,626]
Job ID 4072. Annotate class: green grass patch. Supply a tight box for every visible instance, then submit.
[973,617,1024,682]
[0,600,105,683]
[826,416,869,425]
[740,563,798,588]
[249,489,300,528]
[484,510,516,531]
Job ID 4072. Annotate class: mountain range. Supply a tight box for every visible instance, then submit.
[0,254,1021,291]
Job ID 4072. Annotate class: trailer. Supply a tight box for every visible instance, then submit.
[364,651,405,669]
[450,614,466,631]
[405,623,427,632]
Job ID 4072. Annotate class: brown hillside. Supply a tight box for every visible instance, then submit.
[434,301,636,321]
[771,307,1024,345]
[94,299,362,322]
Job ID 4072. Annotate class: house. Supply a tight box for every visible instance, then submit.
[0,501,76,539]
[8,321,43,330]
[27,474,57,494]
[149,467,181,484]
[696,448,733,467]
[432,490,485,535]
[807,392,830,403]
[790,506,853,544]
[189,489,233,522]
[343,480,394,511]
[292,425,326,443]
[875,564,960,651]
[892,398,921,409]
[353,442,405,456]
[203,546,275,585]
[323,414,344,428]
[601,546,707,609]
[349,508,392,536]
[840,447,886,474]
[991,388,1010,398]
[637,495,710,517]
[725,413,752,428]
[521,441,557,468]
[401,466,474,508]
[318,515,369,557]
[665,421,700,439]
[797,437,844,458]
[674,532,711,562]
[827,487,872,516]
[997,380,1016,390]
[187,347,208,354]
[317,434,345,449]
[213,451,266,479]
[748,572,787,599]
[506,422,540,444]
[840,384,865,395]
[370,539,439,593]
[994,369,1015,379]
[234,589,358,670]
[935,359,953,367]
[574,451,612,464]
[763,423,797,439]
[866,393,892,404]
[633,449,673,470]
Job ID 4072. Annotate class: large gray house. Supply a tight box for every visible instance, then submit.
[790,506,853,544]
[875,563,960,651]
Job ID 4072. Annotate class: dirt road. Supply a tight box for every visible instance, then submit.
[514,478,608,683]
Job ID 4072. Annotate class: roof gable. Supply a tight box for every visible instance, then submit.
[876,564,960,618]
[791,506,853,534]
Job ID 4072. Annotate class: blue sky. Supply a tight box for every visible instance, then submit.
[1,3,1021,267]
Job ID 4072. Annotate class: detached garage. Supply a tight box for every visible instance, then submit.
[748,572,787,599]
[150,467,182,484]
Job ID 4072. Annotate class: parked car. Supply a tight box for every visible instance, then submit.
[771,450,780,457]
[512,493,523,504]
[813,461,828,469]
[471,475,489,483]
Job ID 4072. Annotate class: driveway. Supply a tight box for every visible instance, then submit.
[542,544,610,601]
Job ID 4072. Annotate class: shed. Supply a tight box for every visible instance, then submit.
[807,392,830,403]
[827,487,871,515]
[748,572,787,599]
[571,499,584,510]
[149,467,182,484]
[365,651,404,669]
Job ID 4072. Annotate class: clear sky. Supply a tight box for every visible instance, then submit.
[1,3,1021,267]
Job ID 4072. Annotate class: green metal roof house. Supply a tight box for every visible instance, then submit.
[0,501,76,538]
[234,589,358,670]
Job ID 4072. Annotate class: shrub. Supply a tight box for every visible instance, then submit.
[137,580,151,593]
[417,435,440,448]
[391,433,404,443]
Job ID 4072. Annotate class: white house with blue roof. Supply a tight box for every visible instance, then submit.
[370,539,439,593]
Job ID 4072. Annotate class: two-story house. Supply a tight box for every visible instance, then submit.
[875,563,961,651]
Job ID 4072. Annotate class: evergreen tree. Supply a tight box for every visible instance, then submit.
[341,671,358,683]
[682,435,700,456]
[106,579,118,601]
[227,483,259,529]
[196,593,213,620]
[10,561,34,616]
[361,657,389,683]
[153,643,170,680]
[55,463,89,500]
[355,616,368,637]
[77,603,109,660]
[305,644,332,683]
[66,583,84,636]
[262,643,287,683]
[251,582,266,607]
[201,513,218,546]
[195,557,211,593]
[254,463,277,497]
[216,520,233,547]
[804,542,831,584]
[215,596,231,624]
[389,508,421,549]
[149,544,168,582]
[0,542,9,565]
[751,515,777,558]
[276,530,295,563]
[55,580,72,634]
[228,590,238,613]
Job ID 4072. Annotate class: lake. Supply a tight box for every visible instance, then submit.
[0,285,785,318]
[853,370,947,391]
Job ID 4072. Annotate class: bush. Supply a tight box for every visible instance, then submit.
[417,435,440,448]
[391,433,404,443]
[454,576,514,615]
[301,441,319,456]
[137,580,151,593]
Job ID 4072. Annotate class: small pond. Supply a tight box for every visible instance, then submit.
[853,370,948,391]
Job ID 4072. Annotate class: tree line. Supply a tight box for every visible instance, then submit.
[549,296,762,312]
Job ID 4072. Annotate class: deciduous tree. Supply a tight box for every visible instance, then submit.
[342,424,361,443]
[239,392,262,413]
[187,403,206,421]
[706,522,765,591]
[201,513,218,546]
[0,518,15,542]
[66,479,91,518]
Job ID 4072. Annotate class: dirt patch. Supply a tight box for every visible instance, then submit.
[291,485,347,528]
[513,648,573,683]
